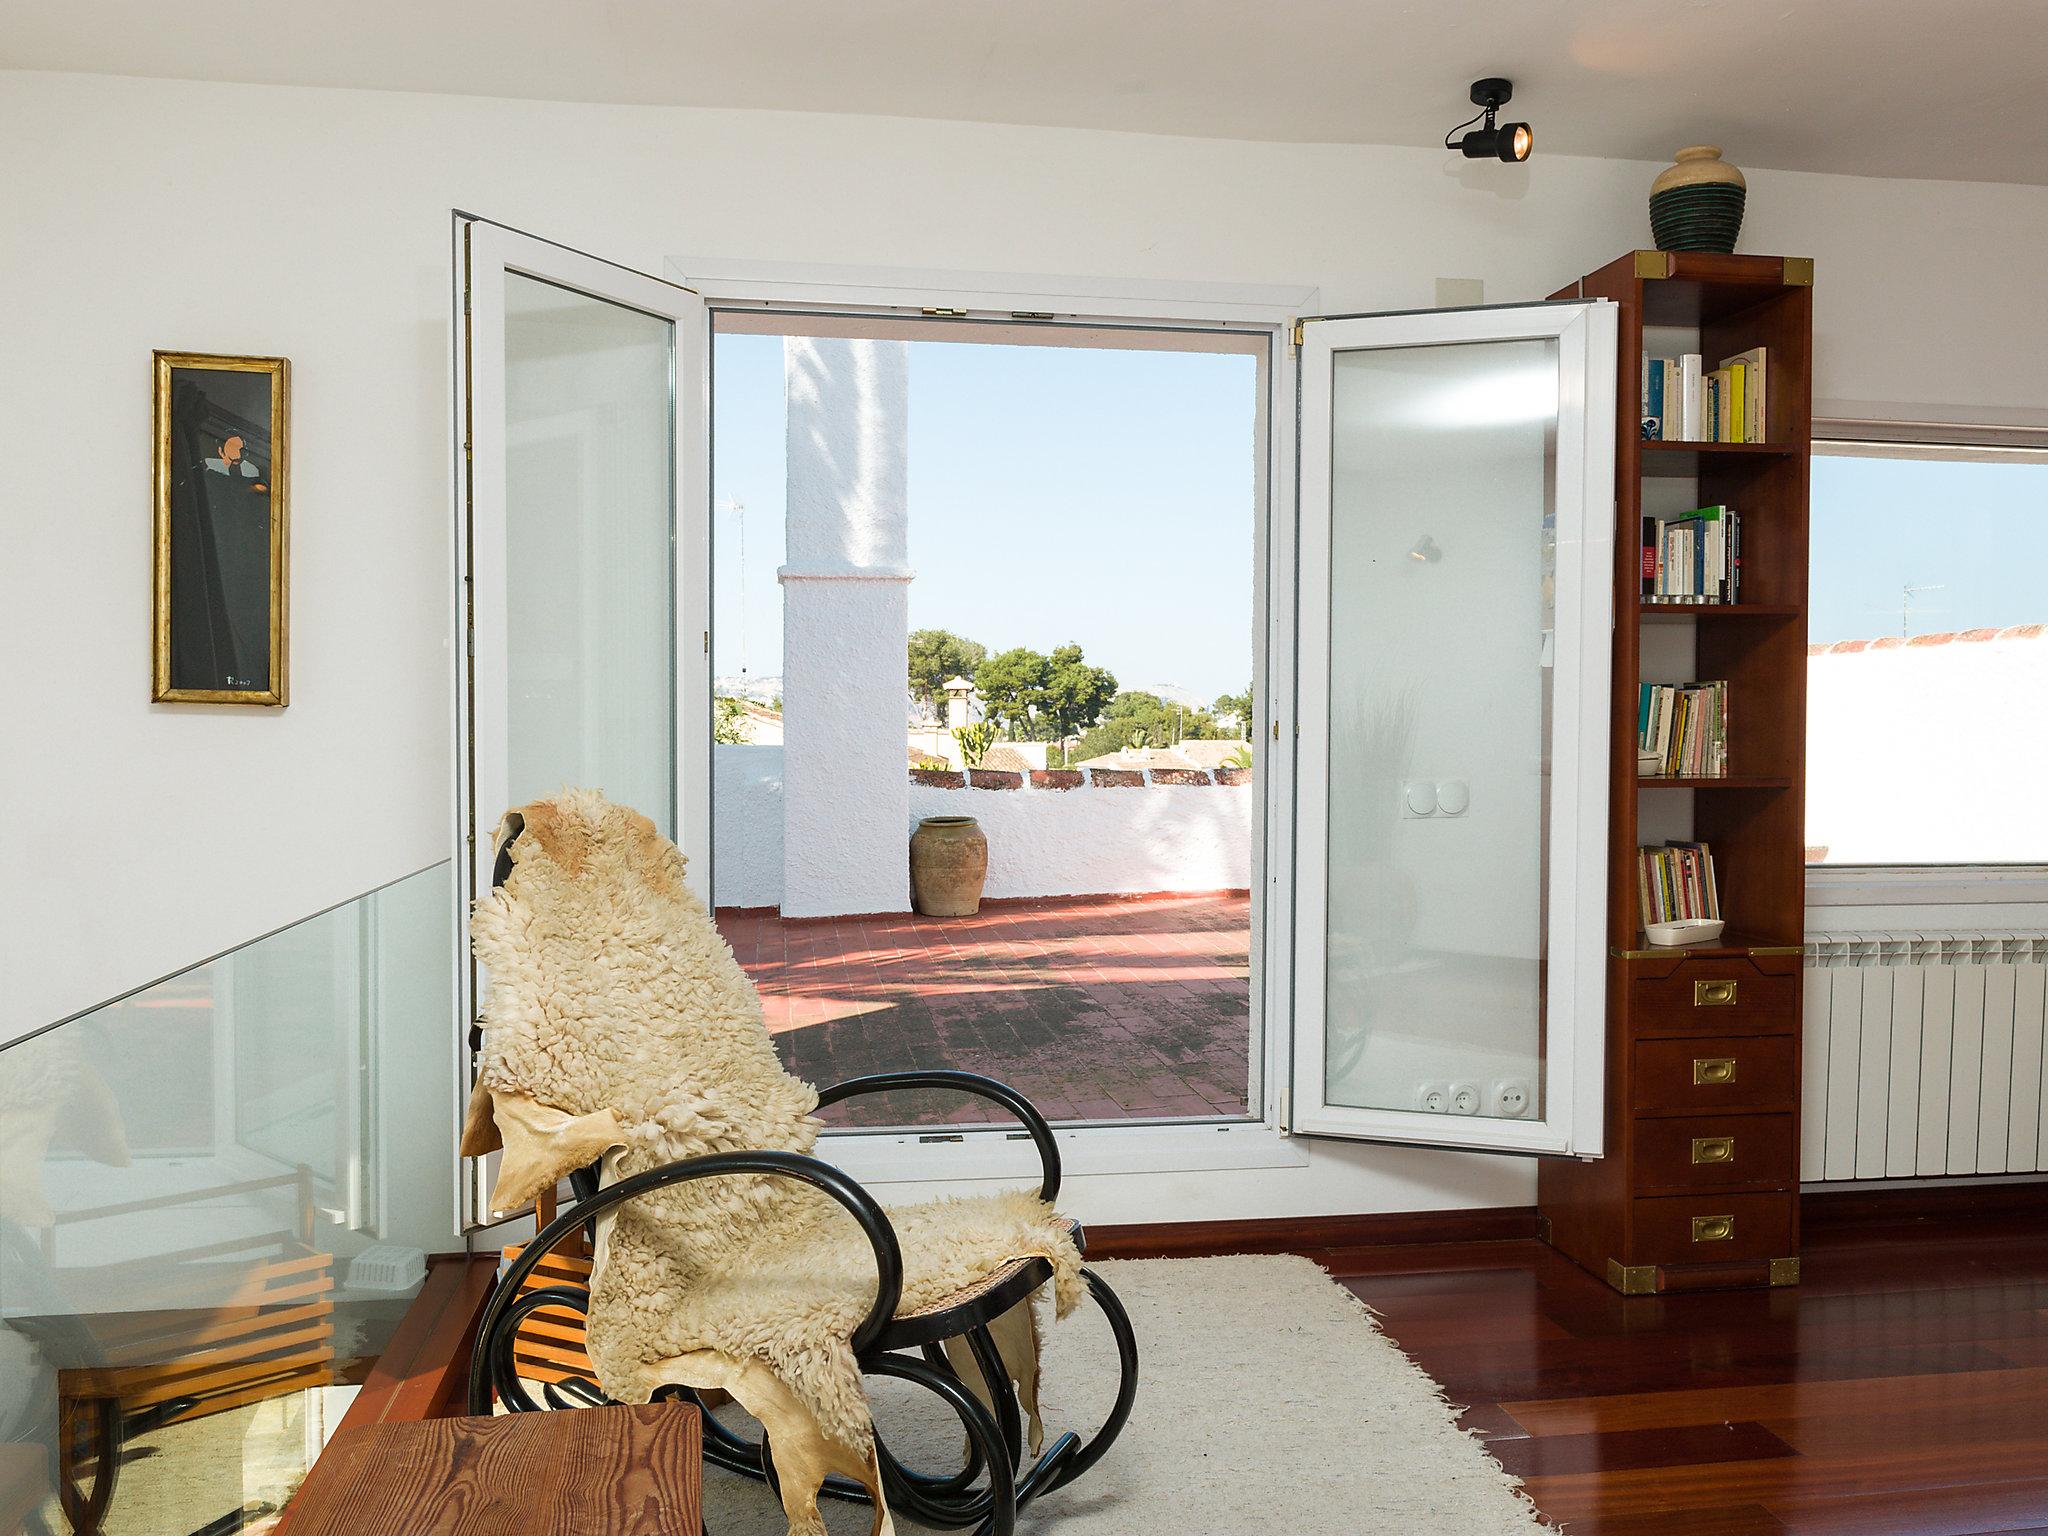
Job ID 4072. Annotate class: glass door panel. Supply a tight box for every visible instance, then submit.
[1290,303,1615,1155]
[502,273,676,825]
[455,218,708,1227]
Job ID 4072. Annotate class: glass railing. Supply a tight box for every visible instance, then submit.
[0,862,455,1535]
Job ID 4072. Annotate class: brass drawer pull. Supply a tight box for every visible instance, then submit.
[1691,1136,1735,1165]
[1693,1056,1737,1086]
[1694,979,1739,1007]
[1692,1214,1735,1243]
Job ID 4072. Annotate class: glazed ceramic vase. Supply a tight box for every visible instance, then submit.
[1650,145,1746,254]
[910,815,989,917]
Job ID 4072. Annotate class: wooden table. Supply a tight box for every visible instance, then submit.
[279,1402,701,1535]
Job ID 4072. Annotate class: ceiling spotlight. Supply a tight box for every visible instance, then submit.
[1447,78,1532,163]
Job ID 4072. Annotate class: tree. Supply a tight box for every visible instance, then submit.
[1073,689,1224,760]
[1039,644,1118,765]
[1214,681,1255,740]
[713,695,750,745]
[973,647,1050,740]
[907,629,987,714]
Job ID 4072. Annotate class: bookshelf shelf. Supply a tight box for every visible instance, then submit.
[1613,930,1802,961]
[1541,249,1812,1298]
[1637,602,1800,621]
[1637,775,1794,791]
[1640,439,1801,478]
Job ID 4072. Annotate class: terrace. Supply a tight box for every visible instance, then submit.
[719,882,1252,1130]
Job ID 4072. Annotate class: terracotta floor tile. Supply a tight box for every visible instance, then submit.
[716,893,1253,1128]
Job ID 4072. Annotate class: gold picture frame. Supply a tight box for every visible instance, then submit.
[152,351,290,705]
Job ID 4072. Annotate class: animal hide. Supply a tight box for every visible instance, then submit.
[464,790,1084,1536]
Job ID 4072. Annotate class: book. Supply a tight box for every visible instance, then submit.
[1637,679,1729,776]
[1638,840,1722,928]
[1679,354,1704,440]
[1720,346,1768,441]
[1640,504,1741,604]
[1641,353,1663,439]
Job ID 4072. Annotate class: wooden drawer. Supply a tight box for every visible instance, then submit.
[1632,953,1798,1037]
[1634,1113,1796,1195]
[1631,1190,1795,1266]
[1633,1034,1797,1115]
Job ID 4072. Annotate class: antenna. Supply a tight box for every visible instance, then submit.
[725,497,748,677]
[1900,581,1945,638]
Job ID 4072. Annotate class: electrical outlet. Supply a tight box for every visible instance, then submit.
[1492,1079,1533,1118]
[1448,1082,1482,1115]
[1416,1082,1450,1114]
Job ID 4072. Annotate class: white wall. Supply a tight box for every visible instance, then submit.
[4,67,2046,1219]
[1809,632,2048,866]
[715,744,786,909]
[713,746,1252,909]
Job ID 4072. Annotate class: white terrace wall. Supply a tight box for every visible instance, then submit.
[712,744,1251,912]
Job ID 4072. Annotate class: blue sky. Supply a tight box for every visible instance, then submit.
[712,332,1258,705]
[1811,454,2047,642]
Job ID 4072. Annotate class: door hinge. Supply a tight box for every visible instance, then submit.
[1291,320,1305,347]
[703,631,710,655]
[922,307,967,318]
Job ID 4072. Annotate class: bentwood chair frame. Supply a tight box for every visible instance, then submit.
[467,1071,1138,1536]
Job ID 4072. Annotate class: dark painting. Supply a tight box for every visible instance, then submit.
[154,355,288,703]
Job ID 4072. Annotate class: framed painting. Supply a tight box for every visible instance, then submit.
[153,352,290,704]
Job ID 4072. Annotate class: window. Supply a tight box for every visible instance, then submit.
[1809,429,2048,869]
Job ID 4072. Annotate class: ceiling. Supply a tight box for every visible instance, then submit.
[7,0,2044,185]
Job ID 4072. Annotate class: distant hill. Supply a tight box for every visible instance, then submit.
[715,674,783,705]
[1129,681,1212,711]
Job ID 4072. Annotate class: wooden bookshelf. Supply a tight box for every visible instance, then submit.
[1539,249,1812,1295]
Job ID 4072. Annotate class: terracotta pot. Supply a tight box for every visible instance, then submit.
[1649,145,1746,254]
[910,815,988,917]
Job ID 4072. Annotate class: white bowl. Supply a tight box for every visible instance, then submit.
[1637,751,1663,776]
[1645,918,1725,947]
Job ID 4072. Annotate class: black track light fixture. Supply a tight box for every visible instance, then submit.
[1447,78,1532,163]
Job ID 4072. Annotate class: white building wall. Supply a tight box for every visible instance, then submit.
[711,746,1252,910]
[714,745,786,909]
[1808,631,2048,866]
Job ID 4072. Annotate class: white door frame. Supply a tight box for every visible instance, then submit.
[1287,301,1617,1157]
[671,257,1315,1186]
[452,214,709,1228]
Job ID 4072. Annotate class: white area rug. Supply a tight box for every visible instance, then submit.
[704,1253,1544,1534]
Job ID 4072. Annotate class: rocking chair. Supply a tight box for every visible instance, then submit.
[463,798,1137,1536]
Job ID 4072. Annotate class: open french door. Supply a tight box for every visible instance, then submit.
[452,216,709,1225]
[1287,301,1617,1157]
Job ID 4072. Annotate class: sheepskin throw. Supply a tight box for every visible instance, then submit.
[462,790,1084,1536]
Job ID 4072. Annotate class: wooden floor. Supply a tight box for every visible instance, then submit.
[1328,1212,2048,1535]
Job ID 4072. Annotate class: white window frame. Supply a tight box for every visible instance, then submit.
[1285,302,1616,1157]
[673,257,1315,1184]
[1807,417,2048,917]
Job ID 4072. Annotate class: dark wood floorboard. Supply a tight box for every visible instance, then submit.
[1327,1214,2048,1534]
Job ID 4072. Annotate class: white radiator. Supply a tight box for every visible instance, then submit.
[1803,933,2048,1181]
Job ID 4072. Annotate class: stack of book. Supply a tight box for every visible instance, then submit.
[1639,679,1728,777]
[1641,347,1768,442]
[1641,503,1742,603]
[1638,841,1721,927]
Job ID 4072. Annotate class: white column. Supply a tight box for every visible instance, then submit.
[779,336,912,917]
